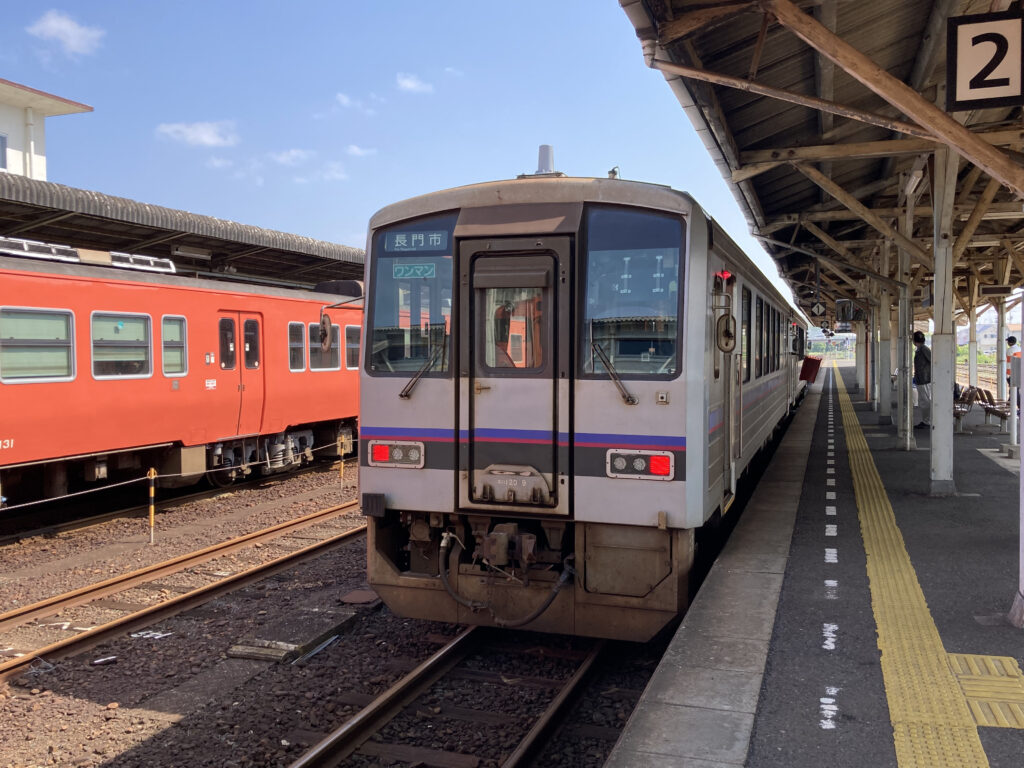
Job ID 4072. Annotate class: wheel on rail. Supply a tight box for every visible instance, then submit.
[206,467,236,488]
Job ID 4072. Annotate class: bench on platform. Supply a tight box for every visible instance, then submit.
[953,386,978,433]
[981,389,1012,432]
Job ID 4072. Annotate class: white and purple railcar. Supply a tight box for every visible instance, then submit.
[358,174,806,641]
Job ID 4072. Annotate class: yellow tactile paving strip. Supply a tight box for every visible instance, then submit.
[949,653,1024,729]
[834,364,991,766]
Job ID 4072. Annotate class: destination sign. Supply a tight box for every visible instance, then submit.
[384,230,448,252]
[393,262,437,279]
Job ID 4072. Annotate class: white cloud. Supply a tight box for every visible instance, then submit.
[157,121,239,147]
[346,145,376,157]
[206,156,233,169]
[444,66,464,77]
[294,161,348,184]
[269,148,314,166]
[397,73,433,93]
[27,10,104,56]
[322,162,348,181]
[336,92,375,116]
[233,158,264,187]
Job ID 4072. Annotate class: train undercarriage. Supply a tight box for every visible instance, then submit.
[367,507,694,641]
[0,419,356,507]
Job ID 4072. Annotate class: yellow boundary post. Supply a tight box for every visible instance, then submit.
[147,467,157,545]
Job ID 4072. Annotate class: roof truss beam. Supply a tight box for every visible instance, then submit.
[648,57,934,140]
[735,129,1024,182]
[657,2,757,45]
[764,0,1024,198]
[793,162,934,269]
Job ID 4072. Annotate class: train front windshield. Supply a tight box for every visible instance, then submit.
[367,214,455,374]
[582,207,682,377]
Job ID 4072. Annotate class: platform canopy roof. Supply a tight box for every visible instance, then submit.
[0,173,364,287]
[621,0,1024,325]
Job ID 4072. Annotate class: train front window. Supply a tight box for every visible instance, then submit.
[368,214,455,375]
[482,286,545,371]
[581,207,682,378]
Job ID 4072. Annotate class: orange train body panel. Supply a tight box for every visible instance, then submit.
[0,260,359,472]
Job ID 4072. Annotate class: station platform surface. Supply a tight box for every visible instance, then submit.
[606,360,1024,768]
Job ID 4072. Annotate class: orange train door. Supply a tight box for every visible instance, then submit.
[217,313,265,437]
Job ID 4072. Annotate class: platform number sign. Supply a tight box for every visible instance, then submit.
[947,10,1024,112]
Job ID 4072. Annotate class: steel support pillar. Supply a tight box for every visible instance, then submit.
[930,146,957,495]
[998,301,1008,402]
[854,321,866,394]
[879,281,893,423]
[969,308,978,388]
[897,203,915,450]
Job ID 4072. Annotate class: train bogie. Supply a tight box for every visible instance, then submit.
[360,175,806,640]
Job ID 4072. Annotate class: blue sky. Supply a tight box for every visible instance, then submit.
[7,3,796,300]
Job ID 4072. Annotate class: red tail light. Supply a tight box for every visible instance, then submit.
[372,444,390,463]
[649,455,671,476]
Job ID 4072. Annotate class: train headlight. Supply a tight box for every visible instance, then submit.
[606,450,674,481]
[367,440,425,469]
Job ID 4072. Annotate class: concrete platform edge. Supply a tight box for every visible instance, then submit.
[605,386,820,767]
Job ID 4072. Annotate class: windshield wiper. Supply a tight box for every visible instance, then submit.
[398,344,443,399]
[591,341,638,405]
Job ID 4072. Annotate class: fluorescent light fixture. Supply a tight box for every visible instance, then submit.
[171,245,212,260]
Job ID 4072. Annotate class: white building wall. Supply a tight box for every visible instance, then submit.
[0,102,47,180]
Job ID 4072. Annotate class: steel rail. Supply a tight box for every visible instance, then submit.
[290,626,481,768]
[0,501,358,635]
[0,523,366,684]
[500,639,605,767]
[290,630,605,768]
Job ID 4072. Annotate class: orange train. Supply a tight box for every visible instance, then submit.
[0,246,360,508]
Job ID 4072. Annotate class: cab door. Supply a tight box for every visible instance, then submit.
[458,237,570,515]
[217,313,265,436]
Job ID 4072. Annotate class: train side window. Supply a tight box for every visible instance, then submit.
[161,316,187,376]
[755,297,763,378]
[775,311,781,371]
[288,322,305,371]
[243,319,260,369]
[309,322,341,370]
[770,308,777,373]
[0,307,74,382]
[92,313,151,378]
[741,288,751,382]
[219,318,236,370]
[345,325,361,370]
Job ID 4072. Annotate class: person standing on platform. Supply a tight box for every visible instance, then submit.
[1006,335,1020,388]
[913,330,932,429]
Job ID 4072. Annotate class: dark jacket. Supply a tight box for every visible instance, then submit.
[913,344,931,385]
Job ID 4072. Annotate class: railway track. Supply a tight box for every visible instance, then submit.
[291,626,604,768]
[0,459,350,545]
[0,501,364,684]
[955,362,998,391]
